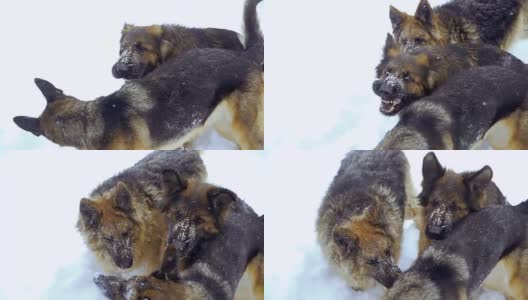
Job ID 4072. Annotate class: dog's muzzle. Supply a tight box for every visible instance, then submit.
[112,63,135,79]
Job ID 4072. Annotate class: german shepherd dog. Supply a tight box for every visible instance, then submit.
[389,0,528,53]
[113,24,243,79]
[157,169,264,300]
[385,201,528,300]
[77,150,207,276]
[316,151,416,290]
[94,170,264,300]
[13,0,264,150]
[417,152,528,299]
[374,34,527,116]
[375,66,528,150]
[417,152,507,252]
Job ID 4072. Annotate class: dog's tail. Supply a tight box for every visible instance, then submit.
[515,199,528,214]
[243,0,263,66]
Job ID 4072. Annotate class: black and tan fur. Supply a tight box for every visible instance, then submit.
[77,151,207,276]
[157,169,264,300]
[385,201,528,300]
[94,274,211,300]
[375,66,528,150]
[13,0,264,150]
[389,0,527,53]
[113,24,243,79]
[374,34,527,116]
[316,151,416,290]
[417,152,528,300]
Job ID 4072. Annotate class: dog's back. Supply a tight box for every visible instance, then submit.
[438,0,525,47]
[386,202,528,299]
[178,199,263,300]
[377,66,528,149]
[91,150,206,200]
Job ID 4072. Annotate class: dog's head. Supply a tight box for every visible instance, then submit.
[158,170,236,273]
[373,37,431,115]
[94,275,176,300]
[13,78,101,148]
[113,24,176,79]
[78,182,145,270]
[389,0,443,53]
[93,275,126,300]
[332,201,401,288]
[419,152,494,240]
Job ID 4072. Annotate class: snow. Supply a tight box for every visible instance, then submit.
[265,150,528,300]
[0,150,269,299]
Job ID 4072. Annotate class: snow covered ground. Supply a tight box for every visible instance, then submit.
[265,150,528,300]
[0,0,266,151]
[0,150,270,299]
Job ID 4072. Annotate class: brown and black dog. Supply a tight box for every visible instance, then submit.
[113,24,243,80]
[416,152,528,299]
[157,169,264,300]
[13,0,264,150]
[389,0,527,53]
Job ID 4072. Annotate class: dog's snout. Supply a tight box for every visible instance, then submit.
[428,224,444,235]
[112,63,134,78]
[379,83,397,97]
[116,63,132,73]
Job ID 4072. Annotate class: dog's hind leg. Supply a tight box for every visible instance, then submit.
[225,71,264,150]
[510,248,528,300]
[234,252,264,300]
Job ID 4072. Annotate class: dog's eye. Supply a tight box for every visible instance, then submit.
[401,38,407,45]
[135,43,145,51]
[402,72,411,81]
[415,37,425,44]
[367,258,378,266]
[195,217,206,225]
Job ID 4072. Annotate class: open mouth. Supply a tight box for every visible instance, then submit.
[379,98,402,115]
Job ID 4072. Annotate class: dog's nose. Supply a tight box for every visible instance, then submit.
[378,84,397,98]
[112,63,132,78]
[428,225,443,234]
[116,63,131,73]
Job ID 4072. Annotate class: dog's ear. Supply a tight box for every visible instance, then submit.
[383,33,398,58]
[376,33,400,77]
[422,152,444,183]
[161,169,188,196]
[332,227,358,253]
[13,116,42,136]
[34,78,64,103]
[112,182,134,213]
[93,274,125,299]
[160,39,175,62]
[465,166,493,210]
[122,23,134,34]
[207,188,238,218]
[80,198,101,229]
[415,0,433,27]
[389,5,405,32]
